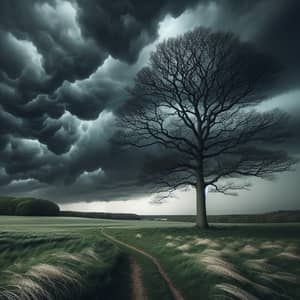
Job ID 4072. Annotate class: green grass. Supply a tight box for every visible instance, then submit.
[110,245,175,300]
[0,216,193,233]
[0,216,190,300]
[142,210,300,223]
[107,224,300,300]
[1,216,299,300]
[135,251,174,300]
[0,221,124,300]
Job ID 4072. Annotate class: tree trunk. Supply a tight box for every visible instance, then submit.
[195,177,208,229]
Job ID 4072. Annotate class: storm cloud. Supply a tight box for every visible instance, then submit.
[0,0,299,208]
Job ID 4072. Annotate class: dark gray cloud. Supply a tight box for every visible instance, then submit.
[76,0,200,62]
[208,0,300,91]
[0,0,299,205]
[0,0,106,155]
[254,0,300,89]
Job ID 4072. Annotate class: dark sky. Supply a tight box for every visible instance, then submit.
[0,0,299,214]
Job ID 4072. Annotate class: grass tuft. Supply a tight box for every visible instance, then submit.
[193,238,220,248]
[277,252,300,260]
[240,245,259,255]
[215,283,259,300]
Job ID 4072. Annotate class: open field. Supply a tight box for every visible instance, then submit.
[0,216,193,231]
[0,225,122,299]
[0,216,299,300]
[108,224,300,300]
[142,210,300,223]
[0,216,188,300]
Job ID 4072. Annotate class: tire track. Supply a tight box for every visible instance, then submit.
[130,256,147,300]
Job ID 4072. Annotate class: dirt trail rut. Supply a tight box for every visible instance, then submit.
[130,256,146,300]
[101,228,185,300]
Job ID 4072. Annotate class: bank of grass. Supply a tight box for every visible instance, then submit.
[106,224,300,300]
[0,229,125,300]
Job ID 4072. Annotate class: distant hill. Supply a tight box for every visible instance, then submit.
[0,196,60,216]
[142,210,300,223]
[60,211,141,220]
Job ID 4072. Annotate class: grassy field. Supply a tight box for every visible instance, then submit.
[0,216,192,231]
[0,228,122,299]
[0,216,189,300]
[0,216,133,300]
[142,210,300,223]
[107,224,300,300]
[0,216,299,300]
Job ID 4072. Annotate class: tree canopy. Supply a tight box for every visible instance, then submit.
[0,197,60,216]
[119,27,296,228]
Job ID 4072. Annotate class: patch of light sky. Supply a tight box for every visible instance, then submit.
[61,162,300,215]
[259,89,300,112]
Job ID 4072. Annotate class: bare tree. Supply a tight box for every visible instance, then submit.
[119,27,295,228]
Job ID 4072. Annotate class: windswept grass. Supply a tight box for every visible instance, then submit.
[107,224,300,300]
[0,230,120,300]
[215,283,259,300]
[0,215,193,300]
[1,216,299,300]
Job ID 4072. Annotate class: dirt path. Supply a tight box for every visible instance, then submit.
[130,256,147,300]
[101,228,185,300]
